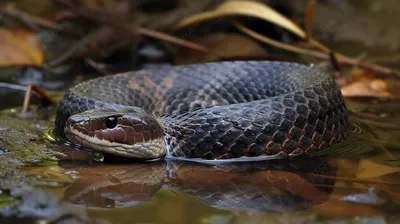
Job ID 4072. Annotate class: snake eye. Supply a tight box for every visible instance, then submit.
[106,116,118,129]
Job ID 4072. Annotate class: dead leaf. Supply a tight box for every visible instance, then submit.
[340,80,392,98]
[337,69,399,98]
[0,28,43,66]
[356,159,400,180]
[175,0,306,38]
[174,33,267,65]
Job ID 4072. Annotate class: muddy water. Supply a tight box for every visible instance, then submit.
[0,80,399,224]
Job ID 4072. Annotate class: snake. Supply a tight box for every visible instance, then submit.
[54,61,348,161]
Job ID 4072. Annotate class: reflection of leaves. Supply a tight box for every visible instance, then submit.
[175,0,305,38]
[0,28,43,66]
[356,159,400,180]
[28,166,75,186]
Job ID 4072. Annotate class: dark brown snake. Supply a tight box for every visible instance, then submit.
[55,61,348,162]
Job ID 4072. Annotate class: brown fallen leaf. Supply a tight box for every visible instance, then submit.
[336,69,399,98]
[174,33,268,65]
[0,28,43,66]
[340,80,392,98]
[356,159,400,180]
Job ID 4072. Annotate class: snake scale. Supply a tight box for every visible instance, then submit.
[55,61,348,161]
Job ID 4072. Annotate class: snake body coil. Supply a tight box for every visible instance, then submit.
[55,61,348,161]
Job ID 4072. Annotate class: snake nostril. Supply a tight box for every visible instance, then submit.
[106,116,118,129]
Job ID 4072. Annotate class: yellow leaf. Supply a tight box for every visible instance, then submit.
[175,0,306,38]
[0,28,43,66]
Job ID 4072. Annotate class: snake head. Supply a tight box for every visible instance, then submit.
[64,108,166,159]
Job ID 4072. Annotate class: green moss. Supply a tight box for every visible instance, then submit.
[0,106,59,165]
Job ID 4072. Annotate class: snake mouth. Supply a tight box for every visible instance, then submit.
[64,109,166,160]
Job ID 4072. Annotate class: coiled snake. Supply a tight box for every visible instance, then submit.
[55,61,348,161]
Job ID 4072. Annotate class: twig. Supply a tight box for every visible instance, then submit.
[378,145,398,161]
[22,84,57,113]
[329,51,341,77]
[0,82,33,92]
[305,0,316,40]
[236,23,331,59]
[0,4,80,38]
[138,27,209,53]
[1,4,57,30]
[0,4,39,30]
[235,23,400,78]
[84,58,111,75]
[53,0,211,54]
[48,27,110,67]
